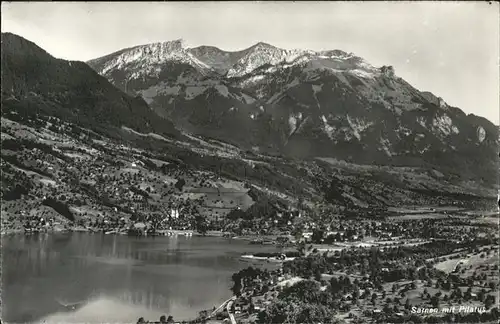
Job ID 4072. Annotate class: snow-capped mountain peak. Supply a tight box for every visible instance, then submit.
[89,39,383,80]
[85,37,498,183]
[92,38,213,77]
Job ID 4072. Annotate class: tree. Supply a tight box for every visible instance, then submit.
[175,178,186,191]
[293,225,304,241]
[311,229,325,243]
[297,240,306,256]
[198,310,209,319]
[231,273,243,297]
[314,268,322,282]
[431,295,440,308]
[490,307,499,320]
[249,302,255,313]
[485,295,496,309]
[194,214,207,235]
[465,287,472,301]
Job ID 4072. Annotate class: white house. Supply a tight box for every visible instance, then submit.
[302,232,313,239]
[170,209,179,219]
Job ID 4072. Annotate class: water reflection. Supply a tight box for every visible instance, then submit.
[2,233,282,323]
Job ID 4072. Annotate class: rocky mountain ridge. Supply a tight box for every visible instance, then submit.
[87,39,498,187]
[88,40,373,78]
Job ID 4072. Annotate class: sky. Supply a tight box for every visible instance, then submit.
[2,1,499,124]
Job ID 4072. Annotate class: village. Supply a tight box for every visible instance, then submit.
[197,224,499,324]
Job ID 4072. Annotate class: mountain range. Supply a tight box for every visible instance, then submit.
[87,38,498,185]
[1,32,497,192]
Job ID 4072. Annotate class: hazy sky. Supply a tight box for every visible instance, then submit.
[2,1,499,124]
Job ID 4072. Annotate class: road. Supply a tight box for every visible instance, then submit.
[210,296,236,318]
[226,299,237,324]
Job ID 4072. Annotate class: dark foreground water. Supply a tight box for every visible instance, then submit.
[1,233,282,323]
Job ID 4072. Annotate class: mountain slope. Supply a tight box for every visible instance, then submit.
[1,33,179,139]
[87,40,499,185]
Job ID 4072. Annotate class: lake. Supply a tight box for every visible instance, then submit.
[1,233,283,323]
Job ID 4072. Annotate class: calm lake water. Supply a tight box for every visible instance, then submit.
[1,233,283,323]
